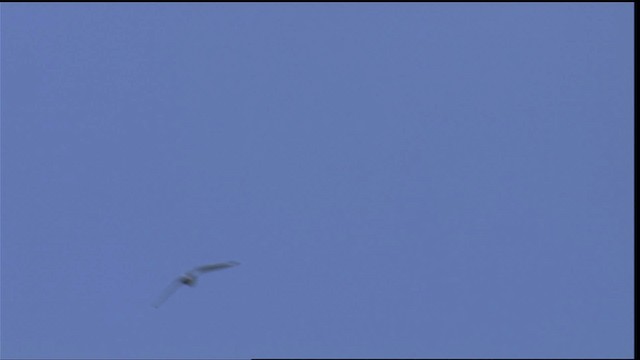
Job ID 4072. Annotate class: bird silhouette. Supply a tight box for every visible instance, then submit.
[153,261,240,308]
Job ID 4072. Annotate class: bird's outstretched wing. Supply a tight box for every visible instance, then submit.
[152,279,184,308]
[193,261,240,274]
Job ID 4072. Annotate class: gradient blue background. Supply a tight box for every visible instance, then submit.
[1,3,634,359]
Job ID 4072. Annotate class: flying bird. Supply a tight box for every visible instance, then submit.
[153,261,240,308]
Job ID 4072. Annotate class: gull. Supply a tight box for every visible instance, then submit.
[153,261,240,308]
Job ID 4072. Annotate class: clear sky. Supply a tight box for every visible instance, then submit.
[1,3,633,359]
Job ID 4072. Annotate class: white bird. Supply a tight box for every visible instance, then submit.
[153,261,240,308]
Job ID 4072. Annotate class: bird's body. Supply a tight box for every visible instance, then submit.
[179,274,197,286]
[153,261,240,308]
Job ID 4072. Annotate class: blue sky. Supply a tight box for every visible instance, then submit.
[1,3,633,359]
